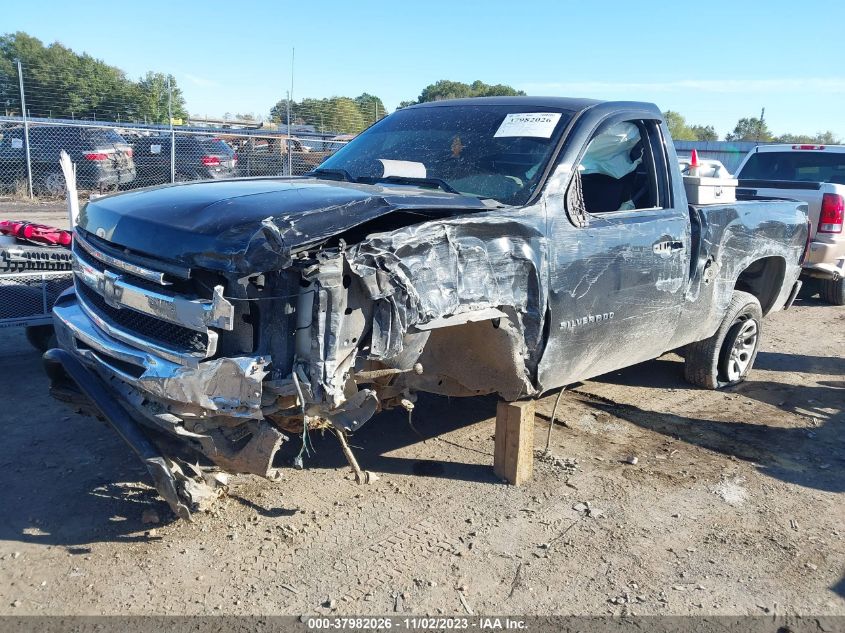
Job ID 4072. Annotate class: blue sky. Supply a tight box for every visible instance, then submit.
[5,0,845,138]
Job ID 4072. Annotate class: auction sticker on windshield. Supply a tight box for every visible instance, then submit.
[494,112,562,138]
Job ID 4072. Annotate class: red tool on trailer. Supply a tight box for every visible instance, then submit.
[0,219,73,350]
[0,220,72,247]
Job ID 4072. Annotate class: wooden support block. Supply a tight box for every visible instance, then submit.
[493,399,535,485]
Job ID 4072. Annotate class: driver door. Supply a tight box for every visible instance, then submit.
[538,116,691,388]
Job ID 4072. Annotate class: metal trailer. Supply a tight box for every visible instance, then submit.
[0,270,73,350]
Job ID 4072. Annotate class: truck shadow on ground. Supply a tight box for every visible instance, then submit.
[595,352,843,390]
[577,388,845,494]
[0,331,498,547]
[275,393,500,484]
[0,331,186,547]
[594,351,843,422]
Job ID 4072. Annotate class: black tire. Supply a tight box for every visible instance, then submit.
[820,277,845,306]
[35,170,66,198]
[26,324,57,352]
[684,290,763,389]
[797,277,819,299]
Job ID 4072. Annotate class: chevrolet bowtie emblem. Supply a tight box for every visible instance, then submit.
[100,270,123,308]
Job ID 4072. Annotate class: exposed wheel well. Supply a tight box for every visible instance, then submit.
[734,256,786,315]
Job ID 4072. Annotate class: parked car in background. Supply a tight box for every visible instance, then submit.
[230,136,331,177]
[736,144,845,304]
[0,125,136,195]
[130,135,238,186]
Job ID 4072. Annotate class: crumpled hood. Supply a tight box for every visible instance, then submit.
[77,178,491,272]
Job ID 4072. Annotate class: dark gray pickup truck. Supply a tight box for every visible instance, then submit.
[45,97,808,518]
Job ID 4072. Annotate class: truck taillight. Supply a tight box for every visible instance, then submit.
[791,144,826,150]
[201,155,220,166]
[84,152,109,161]
[819,193,844,233]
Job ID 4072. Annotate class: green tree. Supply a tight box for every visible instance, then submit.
[812,130,840,144]
[689,124,718,141]
[726,117,773,142]
[320,97,367,134]
[663,110,696,141]
[270,96,374,134]
[134,72,188,123]
[774,130,841,144]
[413,79,525,104]
[354,92,386,124]
[775,133,814,143]
[662,111,718,142]
[269,98,293,124]
[0,31,189,122]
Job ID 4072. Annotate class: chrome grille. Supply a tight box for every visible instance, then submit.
[70,230,234,365]
[76,282,208,354]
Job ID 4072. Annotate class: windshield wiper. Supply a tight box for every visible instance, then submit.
[307,168,355,182]
[370,175,462,195]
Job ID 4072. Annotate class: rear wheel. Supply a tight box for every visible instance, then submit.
[36,170,65,197]
[820,277,845,305]
[797,277,818,299]
[684,290,763,389]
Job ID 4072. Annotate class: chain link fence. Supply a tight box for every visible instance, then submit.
[0,117,350,199]
[1,61,354,200]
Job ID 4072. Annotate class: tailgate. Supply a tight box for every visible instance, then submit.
[737,180,825,238]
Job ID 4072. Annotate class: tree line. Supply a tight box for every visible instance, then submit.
[270,80,525,134]
[0,32,188,123]
[269,93,387,134]
[1,31,840,142]
[663,110,840,144]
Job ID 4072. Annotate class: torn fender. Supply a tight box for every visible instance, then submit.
[347,215,549,363]
[297,213,551,408]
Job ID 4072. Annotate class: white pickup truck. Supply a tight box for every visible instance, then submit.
[736,144,845,304]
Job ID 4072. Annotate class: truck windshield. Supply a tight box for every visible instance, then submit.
[738,151,845,185]
[316,105,572,205]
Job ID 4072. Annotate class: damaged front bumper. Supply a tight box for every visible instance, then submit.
[52,292,268,418]
[49,291,288,512]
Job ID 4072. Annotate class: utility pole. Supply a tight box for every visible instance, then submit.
[287,48,295,176]
[15,59,33,198]
[757,107,766,143]
[167,75,175,183]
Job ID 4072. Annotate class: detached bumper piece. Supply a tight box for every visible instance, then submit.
[43,348,192,521]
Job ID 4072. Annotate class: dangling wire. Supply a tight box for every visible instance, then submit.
[544,386,567,454]
[291,371,314,468]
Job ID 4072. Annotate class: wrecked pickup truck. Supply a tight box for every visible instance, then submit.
[44,97,808,519]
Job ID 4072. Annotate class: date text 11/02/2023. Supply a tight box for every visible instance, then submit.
[306,617,527,629]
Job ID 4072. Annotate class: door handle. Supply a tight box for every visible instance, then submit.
[653,240,685,256]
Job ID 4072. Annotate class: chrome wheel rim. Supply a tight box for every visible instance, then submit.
[44,172,64,196]
[725,318,758,381]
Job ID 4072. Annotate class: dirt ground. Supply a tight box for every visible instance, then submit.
[0,198,73,228]
[0,204,842,618]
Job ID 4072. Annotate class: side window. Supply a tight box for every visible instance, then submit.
[569,119,667,215]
